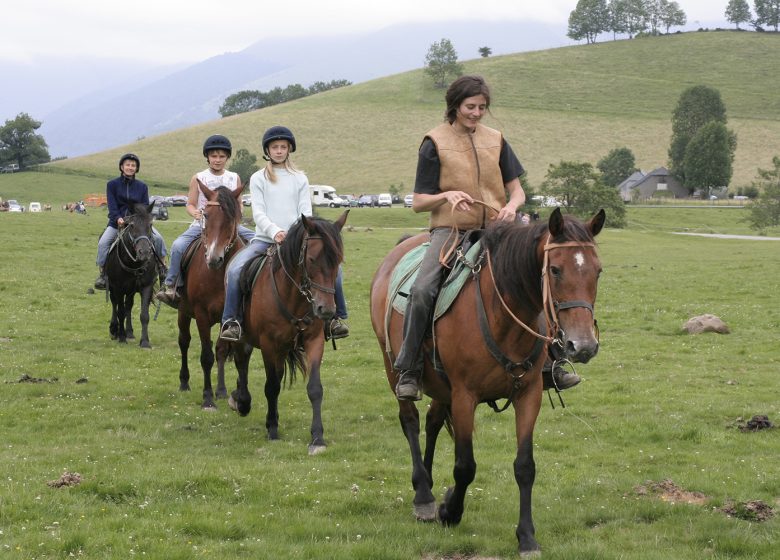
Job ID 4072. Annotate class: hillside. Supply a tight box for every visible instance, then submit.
[49,31,780,193]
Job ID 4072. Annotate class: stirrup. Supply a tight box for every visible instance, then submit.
[219,320,243,342]
[395,370,422,401]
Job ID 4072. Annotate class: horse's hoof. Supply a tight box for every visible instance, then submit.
[202,404,217,412]
[519,550,542,558]
[179,384,191,392]
[127,334,135,340]
[215,389,228,399]
[140,342,151,349]
[308,444,327,456]
[228,395,238,411]
[413,501,437,522]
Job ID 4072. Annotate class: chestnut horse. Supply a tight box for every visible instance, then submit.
[104,202,158,347]
[177,183,245,409]
[369,207,605,555]
[229,212,347,455]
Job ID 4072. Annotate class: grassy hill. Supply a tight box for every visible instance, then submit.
[38,31,780,194]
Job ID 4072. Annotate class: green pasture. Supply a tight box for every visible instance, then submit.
[1,199,778,559]
[39,31,780,191]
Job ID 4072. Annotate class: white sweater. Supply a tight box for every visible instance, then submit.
[249,167,313,243]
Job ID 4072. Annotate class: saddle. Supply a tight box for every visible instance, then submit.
[389,230,484,321]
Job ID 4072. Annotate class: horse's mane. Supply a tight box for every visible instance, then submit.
[213,186,240,223]
[279,215,344,272]
[482,215,596,314]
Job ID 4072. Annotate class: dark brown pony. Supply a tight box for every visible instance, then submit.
[177,182,244,409]
[228,211,348,455]
[369,207,605,555]
[105,202,158,347]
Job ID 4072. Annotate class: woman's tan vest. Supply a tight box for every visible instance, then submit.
[427,123,505,230]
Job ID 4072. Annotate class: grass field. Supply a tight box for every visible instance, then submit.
[39,31,780,192]
[1,200,778,559]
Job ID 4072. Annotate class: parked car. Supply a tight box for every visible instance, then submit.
[1,163,19,173]
[404,194,414,208]
[7,199,23,212]
[378,193,392,207]
[241,194,252,207]
[149,195,172,208]
[29,202,42,212]
[151,204,169,221]
[358,194,378,207]
[341,194,359,207]
[167,195,188,206]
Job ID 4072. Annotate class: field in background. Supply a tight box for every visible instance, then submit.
[37,31,780,192]
[0,205,778,559]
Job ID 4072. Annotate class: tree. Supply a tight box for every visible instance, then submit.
[219,90,267,117]
[541,161,626,227]
[478,46,492,58]
[725,0,752,29]
[0,113,50,169]
[424,38,464,89]
[607,0,629,39]
[745,156,780,232]
[668,85,728,184]
[229,148,260,186]
[682,121,737,194]
[623,0,649,37]
[754,0,780,31]
[218,80,352,118]
[567,0,610,44]
[659,0,686,33]
[597,147,638,187]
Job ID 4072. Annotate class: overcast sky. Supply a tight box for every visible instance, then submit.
[4,0,729,65]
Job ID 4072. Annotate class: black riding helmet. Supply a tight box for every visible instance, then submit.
[119,153,140,173]
[202,134,232,157]
[262,126,296,156]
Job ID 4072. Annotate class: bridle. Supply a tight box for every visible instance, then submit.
[199,200,239,258]
[271,231,337,332]
[116,217,155,276]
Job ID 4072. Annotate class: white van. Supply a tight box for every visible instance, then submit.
[310,185,346,207]
[377,193,392,207]
[29,202,42,212]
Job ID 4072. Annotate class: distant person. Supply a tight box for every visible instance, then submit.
[94,154,167,290]
[219,125,349,342]
[156,135,254,308]
[393,75,578,401]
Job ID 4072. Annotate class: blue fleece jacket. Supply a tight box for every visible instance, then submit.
[106,175,150,228]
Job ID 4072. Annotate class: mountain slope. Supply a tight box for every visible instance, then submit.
[51,31,780,190]
[37,19,567,158]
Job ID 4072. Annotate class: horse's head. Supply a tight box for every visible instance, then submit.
[123,202,156,262]
[198,181,244,269]
[542,207,605,364]
[279,211,347,320]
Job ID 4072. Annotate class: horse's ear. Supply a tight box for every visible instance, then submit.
[197,179,213,199]
[548,207,564,237]
[333,209,349,232]
[589,209,606,237]
[301,214,315,234]
[233,183,244,199]
[147,200,156,213]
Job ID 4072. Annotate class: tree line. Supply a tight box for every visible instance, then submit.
[218,80,352,118]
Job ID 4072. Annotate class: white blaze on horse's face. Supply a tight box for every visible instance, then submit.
[574,251,585,269]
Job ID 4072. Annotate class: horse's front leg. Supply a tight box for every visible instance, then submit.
[214,338,230,399]
[138,286,152,349]
[228,342,253,417]
[194,313,216,410]
[261,348,284,441]
[304,335,326,455]
[423,399,449,487]
[177,311,192,392]
[111,291,128,344]
[513,388,543,556]
[438,391,477,527]
[109,302,119,341]
[124,292,135,340]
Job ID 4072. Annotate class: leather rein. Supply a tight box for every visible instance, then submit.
[270,232,336,334]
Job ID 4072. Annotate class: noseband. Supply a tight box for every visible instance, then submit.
[278,232,337,304]
[200,200,239,257]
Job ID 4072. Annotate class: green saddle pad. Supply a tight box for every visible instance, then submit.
[389,240,483,321]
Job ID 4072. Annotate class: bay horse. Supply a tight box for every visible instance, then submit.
[177,182,245,409]
[104,202,158,348]
[369,207,605,555]
[228,211,348,455]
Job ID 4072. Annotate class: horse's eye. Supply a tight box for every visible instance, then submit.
[549,265,561,278]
